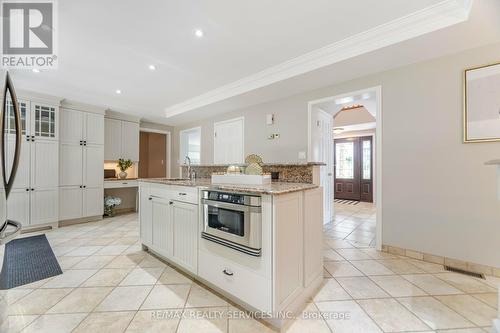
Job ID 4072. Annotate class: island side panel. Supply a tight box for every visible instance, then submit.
[272,191,304,311]
[303,187,323,287]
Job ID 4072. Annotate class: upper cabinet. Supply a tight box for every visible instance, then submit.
[104,118,139,161]
[213,117,244,164]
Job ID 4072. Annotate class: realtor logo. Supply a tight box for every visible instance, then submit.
[1,0,57,69]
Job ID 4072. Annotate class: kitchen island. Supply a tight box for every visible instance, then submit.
[138,178,323,329]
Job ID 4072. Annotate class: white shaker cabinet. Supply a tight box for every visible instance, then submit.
[171,200,198,274]
[59,107,104,222]
[151,196,173,256]
[104,118,139,161]
[6,98,60,227]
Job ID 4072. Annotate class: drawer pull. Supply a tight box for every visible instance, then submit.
[178,193,187,196]
[222,269,234,276]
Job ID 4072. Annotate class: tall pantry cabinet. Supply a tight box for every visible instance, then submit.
[59,102,105,222]
[6,97,60,227]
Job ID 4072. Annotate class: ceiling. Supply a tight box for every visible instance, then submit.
[10,0,498,126]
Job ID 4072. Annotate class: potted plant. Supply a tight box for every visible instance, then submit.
[117,158,133,179]
[104,196,122,217]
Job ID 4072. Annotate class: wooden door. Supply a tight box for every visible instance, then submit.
[171,200,198,274]
[139,132,166,178]
[214,117,244,164]
[334,136,373,202]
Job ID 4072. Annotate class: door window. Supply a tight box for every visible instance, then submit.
[362,139,371,180]
[335,141,354,179]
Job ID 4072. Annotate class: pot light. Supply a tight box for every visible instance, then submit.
[32,68,40,73]
[148,64,156,71]
[115,89,122,94]
[194,29,204,38]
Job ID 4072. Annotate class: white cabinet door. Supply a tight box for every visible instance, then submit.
[171,201,198,274]
[121,121,139,161]
[31,188,58,225]
[31,103,58,141]
[214,117,244,164]
[59,186,83,220]
[84,186,103,217]
[104,118,122,160]
[139,186,152,246]
[59,143,83,186]
[6,136,30,190]
[85,113,104,145]
[31,140,59,188]
[151,197,173,257]
[84,145,104,187]
[60,109,83,144]
[7,189,30,226]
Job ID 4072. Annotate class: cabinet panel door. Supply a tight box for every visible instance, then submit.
[84,145,104,187]
[171,201,198,274]
[7,189,30,226]
[59,186,83,220]
[151,198,173,257]
[31,103,58,141]
[6,135,30,189]
[104,118,121,160]
[139,186,152,246]
[59,143,83,186]
[85,113,104,145]
[84,186,103,217]
[213,117,244,164]
[60,109,83,144]
[31,140,59,188]
[121,121,139,161]
[31,188,58,225]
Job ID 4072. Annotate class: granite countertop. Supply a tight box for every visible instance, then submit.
[182,162,326,167]
[139,178,318,195]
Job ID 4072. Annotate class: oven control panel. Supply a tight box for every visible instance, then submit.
[206,191,245,204]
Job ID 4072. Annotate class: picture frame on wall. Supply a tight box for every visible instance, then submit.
[463,62,500,143]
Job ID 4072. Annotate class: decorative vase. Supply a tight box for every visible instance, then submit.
[118,171,127,179]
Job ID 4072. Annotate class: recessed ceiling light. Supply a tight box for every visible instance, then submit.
[148,64,156,71]
[115,89,122,94]
[32,68,40,73]
[194,29,204,38]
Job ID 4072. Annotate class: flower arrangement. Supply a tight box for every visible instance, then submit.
[104,196,122,217]
[117,158,133,179]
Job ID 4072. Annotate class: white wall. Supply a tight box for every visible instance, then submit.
[171,42,500,268]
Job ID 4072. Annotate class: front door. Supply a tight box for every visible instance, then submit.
[334,136,373,202]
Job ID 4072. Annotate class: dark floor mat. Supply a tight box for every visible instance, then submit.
[0,234,62,289]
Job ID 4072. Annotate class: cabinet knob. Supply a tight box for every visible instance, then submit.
[25,188,29,191]
[169,201,174,205]
[148,197,153,200]
[178,193,187,196]
[222,269,234,276]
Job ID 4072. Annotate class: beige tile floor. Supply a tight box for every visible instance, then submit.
[324,201,377,247]
[3,211,498,332]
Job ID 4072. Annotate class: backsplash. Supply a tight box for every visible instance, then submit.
[180,163,323,183]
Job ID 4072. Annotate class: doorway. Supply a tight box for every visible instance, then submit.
[308,86,382,249]
[334,136,373,202]
[139,131,168,178]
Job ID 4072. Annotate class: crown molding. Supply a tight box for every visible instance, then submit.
[164,0,473,118]
[61,99,107,114]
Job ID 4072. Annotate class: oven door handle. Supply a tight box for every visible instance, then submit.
[201,199,261,212]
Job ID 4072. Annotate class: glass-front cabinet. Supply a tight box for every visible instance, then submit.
[6,100,58,140]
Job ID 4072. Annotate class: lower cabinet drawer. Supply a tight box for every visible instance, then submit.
[198,250,271,312]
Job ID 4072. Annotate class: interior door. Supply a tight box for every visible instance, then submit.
[334,138,360,201]
[317,110,333,224]
[214,117,244,164]
[334,136,373,202]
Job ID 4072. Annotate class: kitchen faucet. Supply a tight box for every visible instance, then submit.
[184,156,195,180]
